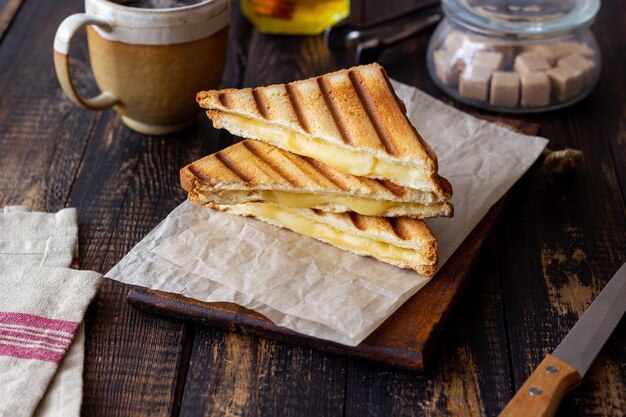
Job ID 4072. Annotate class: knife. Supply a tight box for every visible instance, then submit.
[499,262,626,417]
[324,0,440,50]
[355,11,442,65]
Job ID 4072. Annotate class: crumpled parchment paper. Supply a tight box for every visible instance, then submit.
[106,80,548,346]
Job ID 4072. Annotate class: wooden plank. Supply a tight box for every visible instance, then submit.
[495,4,626,415]
[496,138,626,415]
[597,2,626,208]
[0,0,96,209]
[71,118,191,416]
[344,237,514,417]
[0,0,23,42]
[221,0,256,89]
[74,88,240,417]
[178,327,346,417]
[0,0,195,414]
[370,1,626,415]
[71,77,237,417]
[584,7,626,416]
[71,3,257,415]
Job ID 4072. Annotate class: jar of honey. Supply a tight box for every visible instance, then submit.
[241,0,350,35]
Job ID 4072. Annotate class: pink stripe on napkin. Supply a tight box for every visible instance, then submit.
[0,312,78,363]
[0,329,71,347]
[0,342,65,363]
[0,312,79,333]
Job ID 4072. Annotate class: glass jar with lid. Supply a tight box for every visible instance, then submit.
[426,0,601,113]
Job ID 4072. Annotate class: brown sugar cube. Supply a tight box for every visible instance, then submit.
[490,71,519,107]
[450,32,489,62]
[558,54,596,86]
[520,72,551,107]
[514,51,551,73]
[444,30,465,53]
[473,51,504,71]
[549,40,595,60]
[492,45,516,68]
[434,49,466,85]
[547,65,583,101]
[459,66,492,101]
[524,45,557,65]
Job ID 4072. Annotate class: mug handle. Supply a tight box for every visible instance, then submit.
[53,14,119,110]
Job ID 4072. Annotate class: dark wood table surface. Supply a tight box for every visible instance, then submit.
[1,0,624,415]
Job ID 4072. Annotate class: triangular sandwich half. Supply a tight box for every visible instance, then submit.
[196,200,438,276]
[182,139,453,218]
[196,63,447,193]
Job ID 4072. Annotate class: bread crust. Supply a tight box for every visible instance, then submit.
[196,64,446,190]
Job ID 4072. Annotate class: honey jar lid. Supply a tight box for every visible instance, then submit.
[442,0,600,36]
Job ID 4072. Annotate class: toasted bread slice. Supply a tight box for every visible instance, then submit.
[197,63,447,192]
[194,198,438,276]
[182,139,453,218]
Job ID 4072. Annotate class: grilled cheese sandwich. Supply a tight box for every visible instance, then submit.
[182,140,453,218]
[200,199,438,276]
[197,63,448,192]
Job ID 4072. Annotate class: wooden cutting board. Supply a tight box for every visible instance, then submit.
[127,117,540,371]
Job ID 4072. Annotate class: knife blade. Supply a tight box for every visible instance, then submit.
[499,262,626,417]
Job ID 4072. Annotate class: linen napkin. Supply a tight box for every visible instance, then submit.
[0,206,102,417]
[107,82,549,346]
[0,206,77,268]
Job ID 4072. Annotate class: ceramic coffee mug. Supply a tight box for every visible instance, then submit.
[54,0,229,135]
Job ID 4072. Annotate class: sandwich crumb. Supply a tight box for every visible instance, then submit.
[543,148,583,174]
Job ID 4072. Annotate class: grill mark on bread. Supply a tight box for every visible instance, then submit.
[215,151,254,183]
[285,84,311,133]
[217,93,233,109]
[317,76,355,145]
[252,88,271,119]
[274,148,328,188]
[353,175,385,194]
[376,66,434,156]
[348,70,399,156]
[349,212,367,231]
[389,217,411,241]
[302,157,351,191]
[377,179,406,197]
[186,164,212,184]
[241,140,302,187]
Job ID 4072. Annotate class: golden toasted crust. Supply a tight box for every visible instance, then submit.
[196,63,439,174]
[190,197,438,276]
[181,139,452,209]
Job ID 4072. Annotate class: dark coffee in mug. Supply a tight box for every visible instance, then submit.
[110,0,205,9]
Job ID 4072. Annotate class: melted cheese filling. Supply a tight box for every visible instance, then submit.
[241,203,430,266]
[218,190,443,217]
[217,113,433,189]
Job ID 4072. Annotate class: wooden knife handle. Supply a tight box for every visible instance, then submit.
[499,354,582,417]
